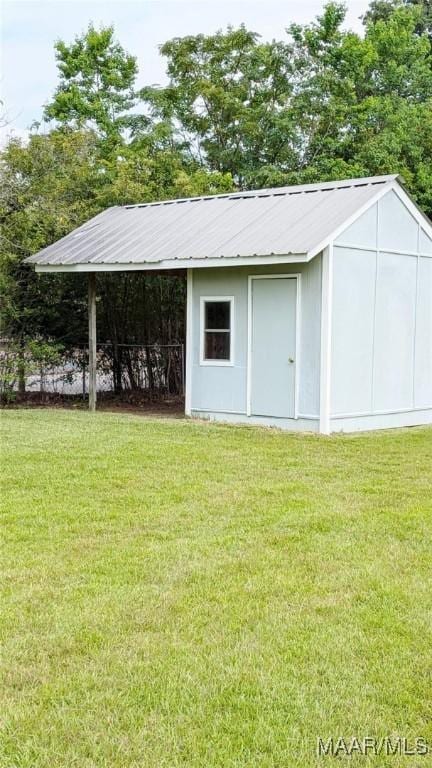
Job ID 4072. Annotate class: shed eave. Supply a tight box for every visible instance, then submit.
[33,252,309,273]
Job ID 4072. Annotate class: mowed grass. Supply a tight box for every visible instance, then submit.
[1,410,432,768]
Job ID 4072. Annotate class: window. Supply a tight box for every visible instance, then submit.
[200,297,234,365]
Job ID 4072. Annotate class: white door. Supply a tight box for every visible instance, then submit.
[250,277,298,418]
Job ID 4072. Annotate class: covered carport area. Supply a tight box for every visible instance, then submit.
[83,268,186,411]
[24,196,197,411]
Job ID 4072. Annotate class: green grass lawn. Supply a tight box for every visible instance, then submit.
[1,410,432,768]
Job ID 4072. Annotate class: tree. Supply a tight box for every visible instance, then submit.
[141,26,296,187]
[44,25,138,144]
[0,129,103,349]
[284,2,432,214]
[364,1,432,41]
[139,2,432,201]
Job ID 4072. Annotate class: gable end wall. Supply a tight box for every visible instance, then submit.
[330,190,432,432]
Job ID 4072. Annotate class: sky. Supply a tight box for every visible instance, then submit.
[1,0,370,145]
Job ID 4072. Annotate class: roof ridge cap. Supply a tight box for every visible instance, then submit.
[121,175,398,210]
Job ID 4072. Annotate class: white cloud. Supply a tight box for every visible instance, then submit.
[0,125,30,149]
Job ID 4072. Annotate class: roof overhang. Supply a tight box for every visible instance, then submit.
[34,252,309,273]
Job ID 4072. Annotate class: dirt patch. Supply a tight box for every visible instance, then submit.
[1,392,185,419]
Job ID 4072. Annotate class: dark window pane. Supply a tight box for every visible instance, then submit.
[205,331,230,360]
[205,301,230,330]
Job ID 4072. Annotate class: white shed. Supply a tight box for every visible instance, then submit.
[26,174,432,433]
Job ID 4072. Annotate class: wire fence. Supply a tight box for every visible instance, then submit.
[0,342,185,402]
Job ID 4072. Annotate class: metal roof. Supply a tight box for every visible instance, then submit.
[26,175,399,269]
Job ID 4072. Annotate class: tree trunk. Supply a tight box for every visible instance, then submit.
[18,340,26,394]
[145,345,154,398]
[112,343,123,394]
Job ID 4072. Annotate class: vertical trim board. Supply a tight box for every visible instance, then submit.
[185,268,193,415]
[319,246,333,433]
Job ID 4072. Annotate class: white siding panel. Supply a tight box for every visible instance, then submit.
[335,203,377,249]
[378,191,418,253]
[331,408,432,433]
[191,268,247,413]
[414,257,432,407]
[192,367,247,413]
[299,254,322,416]
[419,228,432,255]
[373,253,417,412]
[331,247,375,415]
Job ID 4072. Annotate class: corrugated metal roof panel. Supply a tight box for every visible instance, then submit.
[26,175,398,267]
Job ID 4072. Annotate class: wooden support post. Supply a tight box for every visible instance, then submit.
[88,273,97,412]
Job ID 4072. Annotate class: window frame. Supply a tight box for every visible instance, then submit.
[199,296,235,367]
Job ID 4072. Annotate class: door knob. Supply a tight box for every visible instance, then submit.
[288,357,295,363]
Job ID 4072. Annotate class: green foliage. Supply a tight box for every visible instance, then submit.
[364,0,432,41]
[44,24,138,143]
[0,130,102,348]
[141,25,295,186]
[0,340,63,402]
[281,2,432,212]
[26,339,64,366]
[142,2,432,200]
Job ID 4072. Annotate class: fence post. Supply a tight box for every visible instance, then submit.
[82,358,86,399]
